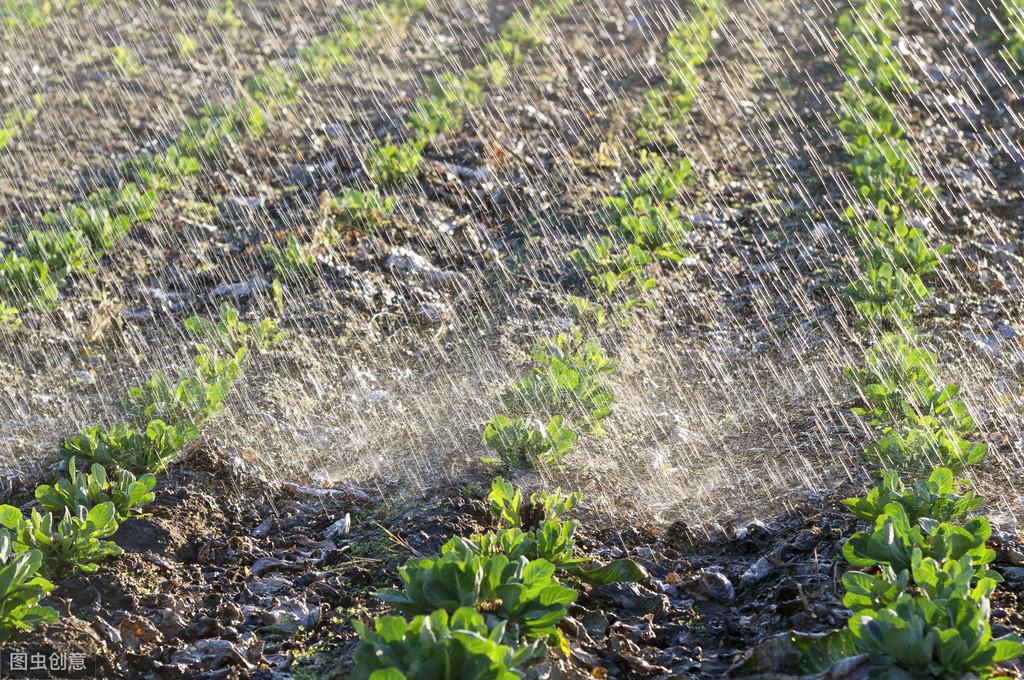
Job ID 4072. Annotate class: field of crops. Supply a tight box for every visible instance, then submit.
[2,0,1024,677]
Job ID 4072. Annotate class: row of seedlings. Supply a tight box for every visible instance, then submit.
[0,303,283,640]
[998,0,1024,70]
[484,0,725,469]
[0,100,37,150]
[345,1,728,677]
[788,0,1024,673]
[0,0,67,32]
[266,0,577,280]
[0,0,585,655]
[0,101,40,328]
[0,0,427,331]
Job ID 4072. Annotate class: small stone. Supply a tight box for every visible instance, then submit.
[251,557,306,577]
[251,518,273,538]
[413,302,452,326]
[385,247,434,277]
[324,513,351,539]
[740,557,774,587]
[580,610,609,639]
[1000,566,1024,584]
[120,616,163,649]
[210,279,264,300]
[248,577,292,596]
[73,370,96,386]
[592,582,670,617]
[687,570,735,602]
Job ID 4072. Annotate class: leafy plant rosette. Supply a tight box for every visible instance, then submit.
[351,607,544,680]
[376,553,576,642]
[35,458,156,521]
[0,503,122,578]
[476,477,648,585]
[0,531,58,642]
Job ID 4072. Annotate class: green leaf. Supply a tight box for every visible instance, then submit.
[570,558,648,585]
[791,629,857,674]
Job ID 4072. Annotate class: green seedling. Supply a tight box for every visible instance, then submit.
[377,553,576,640]
[843,502,994,575]
[481,415,577,468]
[0,302,19,330]
[175,32,197,59]
[847,594,1023,677]
[0,104,37,149]
[35,458,156,521]
[0,253,58,309]
[500,330,618,432]
[25,228,94,278]
[0,504,122,577]
[999,0,1024,70]
[603,194,693,262]
[245,64,300,106]
[265,235,316,283]
[207,0,242,29]
[328,187,396,234]
[351,607,544,680]
[845,260,927,323]
[0,532,57,642]
[61,419,199,476]
[366,140,423,185]
[843,467,981,526]
[110,45,145,76]
[183,303,284,353]
[2,0,51,32]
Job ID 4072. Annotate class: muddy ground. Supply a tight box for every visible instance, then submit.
[4,444,1024,678]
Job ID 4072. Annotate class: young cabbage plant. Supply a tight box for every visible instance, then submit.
[481,415,577,468]
[0,301,19,331]
[184,304,284,354]
[328,187,396,234]
[843,467,982,526]
[0,253,59,309]
[265,235,316,284]
[0,504,123,578]
[0,104,37,149]
[366,140,423,185]
[351,607,544,680]
[843,503,995,574]
[61,419,199,476]
[845,260,928,323]
[847,594,1023,677]
[487,477,579,531]
[24,228,95,279]
[865,422,986,473]
[442,522,586,573]
[477,478,645,585]
[0,531,58,642]
[377,553,576,641]
[35,458,156,521]
[499,331,618,433]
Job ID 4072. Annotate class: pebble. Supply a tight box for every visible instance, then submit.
[210,279,265,300]
[324,513,351,539]
[693,570,735,602]
[740,557,774,587]
[592,582,670,618]
[413,302,452,326]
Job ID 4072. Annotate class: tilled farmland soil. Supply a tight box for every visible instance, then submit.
[2,0,1024,676]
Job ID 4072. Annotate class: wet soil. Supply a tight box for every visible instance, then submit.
[5,445,1024,678]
